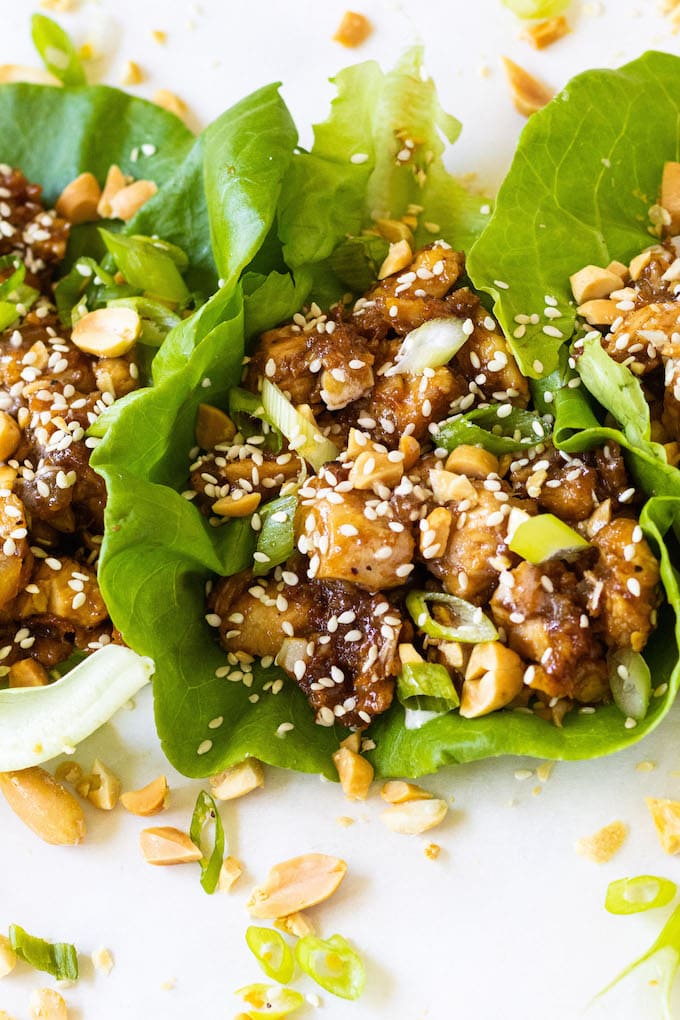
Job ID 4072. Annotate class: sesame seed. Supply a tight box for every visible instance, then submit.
[627,578,641,597]
[205,613,222,628]
[542,326,563,339]
[350,152,369,164]
[533,359,543,373]
[197,740,213,755]
[72,592,86,610]
[344,630,362,642]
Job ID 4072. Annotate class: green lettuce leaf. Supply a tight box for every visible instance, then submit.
[467,51,680,377]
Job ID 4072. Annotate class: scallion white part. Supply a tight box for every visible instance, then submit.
[261,378,337,471]
[384,317,471,377]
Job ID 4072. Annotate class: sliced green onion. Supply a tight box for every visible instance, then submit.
[406,590,498,643]
[31,13,86,86]
[0,255,26,301]
[597,902,680,1016]
[54,257,116,326]
[189,790,224,895]
[245,927,295,984]
[605,876,677,915]
[229,387,283,453]
[9,924,78,981]
[609,648,651,722]
[435,406,552,455]
[0,302,20,331]
[99,230,189,306]
[508,513,590,563]
[397,662,459,713]
[501,0,570,17]
[0,645,153,770]
[253,495,297,577]
[235,983,305,1018]
[295,933,366,1001]
[384,317,470,377]
[261,378,338,471]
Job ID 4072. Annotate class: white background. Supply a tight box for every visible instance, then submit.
[2,1,680,1019]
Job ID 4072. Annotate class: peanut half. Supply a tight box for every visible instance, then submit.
[381,798,448,835]
[87,759,121,811]
[140,826,202,866]
[332,746,374,801]
[29,988,68,1020]
[210,758,264,801]
[247,853,347,919]
[56,172,101,225]
[0,934,16,978]
[0,767,85,845]
[120,775,168,816]
[72,307,141,358]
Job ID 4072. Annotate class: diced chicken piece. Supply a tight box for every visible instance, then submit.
[509,443,630,522]
[587,518,660,652]
[297,479,415,591]
[0,491,32,610]
[354,243,464,338]
[490,560,609,702]
[0,166,69,286]
[210,572,400,728]
[426,478,533,604]
[455,312,530,406]
[603,301,680,375]
[245,319,375,411]
[93,354,140,398]
[190,450,301,514]
[662,345,680,441]
[14,556,108,629]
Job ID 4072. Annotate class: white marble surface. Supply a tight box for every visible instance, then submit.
[2,2,680,1019]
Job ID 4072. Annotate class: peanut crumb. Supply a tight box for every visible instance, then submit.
[502,57,554,117]
[91,947,114,976]
[152,29,167,44]
[424,843,441,860]
[121,61,144,86]
[514,768,533,781]
[575,820,628,863]
[532,785,542,797]
[336,815,355,827]
[154,89,189,120]
[77,42,98,62]
[161,979,176,991]
[522,16,570,49]
[536,762,554,783]
[333,11,373,47]
[661,0,680,33]
[647,797,680,854]
[40,0,76,9]
[636,761,657,773]
[218,855,243,892]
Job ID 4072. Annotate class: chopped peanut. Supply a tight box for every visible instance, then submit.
[0,935,16,978]
[332,746,374,800]
[0,466,16,490]
[196,404,236,449]
[72,307,141,358]
[419,507,452,559]
[210,758,264,801]
[9,658,49,688]
[40,0,76,9]
[381,798,448,835]
[275,912,316,938]
[502,57,554,117]
[88,759,121,811]
[0,767,85,845]
[154,89,188,119]
[575,820,628,863]
[662,161,680,233]
[569,265,624,305]
[54,762,83,786]
[152,30,167,45]
[460,641,524,718]
[218,855,243,892]
[380,780,433,804]
[378,240,413,280]
[211,492,262,517]
[140,826,202,865]
[97,165,129,219]
[29,988,68,1020]
[607,260,629,281]
[445,444,499,479]
[247,854,347,919]
[121,60,144,86]
[120,776,168,816]
[576,299,620,326]
[398,643,424,667]
[628,248,659,281]
[56,172,102,225]
[0,411,20,462]
[91,947,114,976]
[109,179,158,222]
[399,434,421,470]
[333,10,373,47]
[523,15,570,49]
[646,797,680,854]
[348,449,403,491]
[429,468,477,505]
[424,843,441,860]
[340,732,361,754]
[373,218,414,245]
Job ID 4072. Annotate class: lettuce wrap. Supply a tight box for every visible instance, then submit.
[93,53,680,780]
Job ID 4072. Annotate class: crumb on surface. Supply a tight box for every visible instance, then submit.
[536,761,554,783]
[575,820,628,863]
[424,842,441,860]
[647,797,680,854]
[337,815,355,827]
[636,761,656,773]
[333,11,373,47]
[91,947,114,976]
[522,16,570,50]
[502,57,554,117]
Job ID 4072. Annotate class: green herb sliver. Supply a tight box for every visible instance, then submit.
[597,903,680,1018]
[254,495,297,577]
[406,590,497,644]
[608,649,652,722]
[31,13,86,87]
[605,876,677,915]
[397,663,460,714]
[189,790,224,894]
[9,924,78,981]
[508,513,590,564]
[435,405,552,455]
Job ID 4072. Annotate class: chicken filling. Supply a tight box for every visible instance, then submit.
[195,241,661,730]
